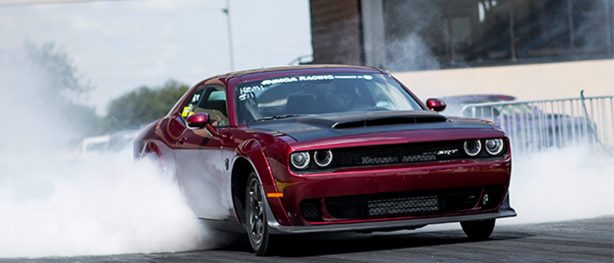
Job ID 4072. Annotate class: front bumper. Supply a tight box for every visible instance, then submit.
[267,156,512,227]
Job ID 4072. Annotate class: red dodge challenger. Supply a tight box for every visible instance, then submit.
[134,65,515,255]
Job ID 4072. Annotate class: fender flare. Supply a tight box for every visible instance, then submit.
[231,139,291,226]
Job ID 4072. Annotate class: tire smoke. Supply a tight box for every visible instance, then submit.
[0,151,206,258]
[0,47,206,258]
[509,146,614,223]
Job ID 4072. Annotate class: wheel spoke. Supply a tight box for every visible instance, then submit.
[251,220,259,234]
[256,206,264,217]
[255,220,263,235]
[249,188,256,202]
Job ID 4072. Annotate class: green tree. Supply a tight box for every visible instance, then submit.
[106,80,189,131]
[25,43,102,137]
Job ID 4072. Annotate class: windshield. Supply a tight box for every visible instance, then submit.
[235,73,423,124]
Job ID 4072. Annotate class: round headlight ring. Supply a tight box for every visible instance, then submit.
[464,140,482,157]
[290,152,310,169]
[314,150,333,167]
[485,139,504,155]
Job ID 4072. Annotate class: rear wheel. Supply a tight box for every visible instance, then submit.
[461,219,496,240]
[245,172,275,255]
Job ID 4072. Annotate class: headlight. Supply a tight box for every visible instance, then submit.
[485,139,504,155]
[290,152,310,169]
[463,140,482,156]
[314,150,333,167]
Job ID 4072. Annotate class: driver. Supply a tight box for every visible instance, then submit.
[328,80,361,112]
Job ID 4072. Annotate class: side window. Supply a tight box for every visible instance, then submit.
[189,87,229,127]
[180,89,206,119]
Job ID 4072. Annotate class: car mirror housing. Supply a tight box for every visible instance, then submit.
[186,112,225,138]
[187,112,210,129]
[426,98,447,112]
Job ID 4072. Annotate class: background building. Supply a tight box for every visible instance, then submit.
[309,0,614,100]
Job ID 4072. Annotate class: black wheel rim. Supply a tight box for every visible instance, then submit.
[247,178,265,245]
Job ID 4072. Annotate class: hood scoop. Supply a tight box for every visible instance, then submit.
[332,115,447,129]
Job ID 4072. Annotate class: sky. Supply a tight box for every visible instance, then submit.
[0,0,312,113]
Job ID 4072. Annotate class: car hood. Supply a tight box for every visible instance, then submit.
[247,111,494,142]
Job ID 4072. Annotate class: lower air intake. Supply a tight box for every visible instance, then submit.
[323,187,502,220]
[367,195,439,216]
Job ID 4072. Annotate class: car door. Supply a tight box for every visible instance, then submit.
[173,85,233,220]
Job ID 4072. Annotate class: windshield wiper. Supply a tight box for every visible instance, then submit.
[254,114,303,122]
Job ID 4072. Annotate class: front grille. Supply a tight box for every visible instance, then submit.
[332,141,465,169]
[314,187,503,220]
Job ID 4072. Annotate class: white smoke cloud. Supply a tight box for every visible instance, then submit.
[386,32,440,71]
[508,145,614,223]
[0,46,207,258]
[0,151,206,258]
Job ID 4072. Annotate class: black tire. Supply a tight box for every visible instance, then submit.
[461,219,496,240]
[244,172,275,256]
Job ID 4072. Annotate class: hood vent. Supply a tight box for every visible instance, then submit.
[333,116,447,129]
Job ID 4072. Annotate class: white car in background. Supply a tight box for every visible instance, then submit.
[80,129,140,153]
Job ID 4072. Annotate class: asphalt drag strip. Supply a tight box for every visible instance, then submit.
[2,216,612,263]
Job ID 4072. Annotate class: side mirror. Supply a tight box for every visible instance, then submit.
[186,112,210,129]
[426,98,447,112]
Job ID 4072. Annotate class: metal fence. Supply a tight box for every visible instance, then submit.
[461,93,614,153]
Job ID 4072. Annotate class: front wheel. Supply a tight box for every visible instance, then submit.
[245,172,275,255]
[461,219,496,240]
